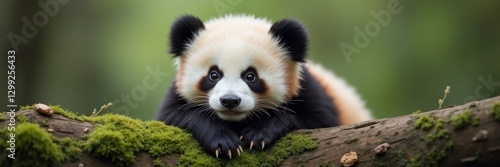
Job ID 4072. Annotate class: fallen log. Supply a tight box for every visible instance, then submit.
[0,96,499,167]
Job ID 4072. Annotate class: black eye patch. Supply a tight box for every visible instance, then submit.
[199,66,223,92]
[241,67,267,93]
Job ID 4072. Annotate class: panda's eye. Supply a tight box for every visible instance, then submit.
[209,71,220,81]
[245,72,256,82]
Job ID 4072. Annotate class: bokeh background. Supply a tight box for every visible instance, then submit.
[1,0,499,120]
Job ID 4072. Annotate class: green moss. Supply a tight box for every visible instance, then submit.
[423,137,453,166]
[41,119,49,127]
[0,123,64,167]
[412,110,422,115]
[434,118,445,129]
[450,110,479,130]
[228,155,266,167]
[144,121,192,157]
[0,112,6,121]
[18,104,89,122]
[23,104,91,122]
[84,114,144,166]
[491,102,500,121]
[319,162,335,167]
[435,129,449,139]
[175,135,220,167]
[414,114,435,130]
[270,134,318,164]
[84,114,220,167]
[8,104,320,166]
[424,144,453,167]
[178,149,220,167]
[434,119,449,140]
[407,155,420,167]
[51,105,87,122]
[153,158,165,167]
[344,137,358,144]
[53,137,83,162]
[82,112,318,166]
[15,113,28,123]
[413,115,453,166]
[19,104,35,110]
[85,126,134,166]
[422,118,450,148]
[224,134,318,167]
[424,134,436,144]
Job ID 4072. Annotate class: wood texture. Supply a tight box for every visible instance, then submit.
[1,96,499,167]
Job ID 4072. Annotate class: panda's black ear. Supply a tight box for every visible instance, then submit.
[169,15,205,57]
[269,19,308,62]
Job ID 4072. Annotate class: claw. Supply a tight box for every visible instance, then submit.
[238,145,243,152]
[215,149,219,158]
[240,135,243,141]
[237,148,241,156]
[228,150,232,159]
[261,141,265,149]
[250,141,254,150]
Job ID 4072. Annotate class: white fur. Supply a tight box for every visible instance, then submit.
[208,78,255,121]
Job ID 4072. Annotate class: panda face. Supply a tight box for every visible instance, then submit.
[178,36,291,121]
[203,66,260,121]
[171,15,304,121]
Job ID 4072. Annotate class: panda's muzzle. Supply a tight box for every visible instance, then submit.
[220,94,241,109]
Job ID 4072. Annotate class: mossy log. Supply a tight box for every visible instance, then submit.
[1,96,500,167]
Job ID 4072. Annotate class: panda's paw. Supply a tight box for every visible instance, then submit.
[240,126,280,150]
[206,133,243,159]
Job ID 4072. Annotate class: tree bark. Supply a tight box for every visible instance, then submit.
[2,96,500,167]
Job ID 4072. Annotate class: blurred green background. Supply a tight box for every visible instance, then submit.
[1,0,499,120]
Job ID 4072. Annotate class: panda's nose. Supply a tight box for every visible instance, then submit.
[220,94,241,109]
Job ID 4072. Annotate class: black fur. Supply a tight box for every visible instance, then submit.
[169,15,205,56]
[241,67,267,93]
[199,66,223,92]
[156,67,339,158]
[269,19,308,62]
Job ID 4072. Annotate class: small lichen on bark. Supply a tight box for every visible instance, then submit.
[450,110,479,130]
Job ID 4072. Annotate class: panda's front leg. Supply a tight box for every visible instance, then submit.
[184,115,243,158]
[240,112,296,150]
[160,107,242,158]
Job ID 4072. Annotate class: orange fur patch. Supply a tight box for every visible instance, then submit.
[285,62,301,99]
[175,56,186,95]
[304,63,371,125]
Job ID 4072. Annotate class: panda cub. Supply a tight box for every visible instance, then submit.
[156,14,372,158]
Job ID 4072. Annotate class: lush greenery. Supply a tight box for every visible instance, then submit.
[0,106,318,167]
